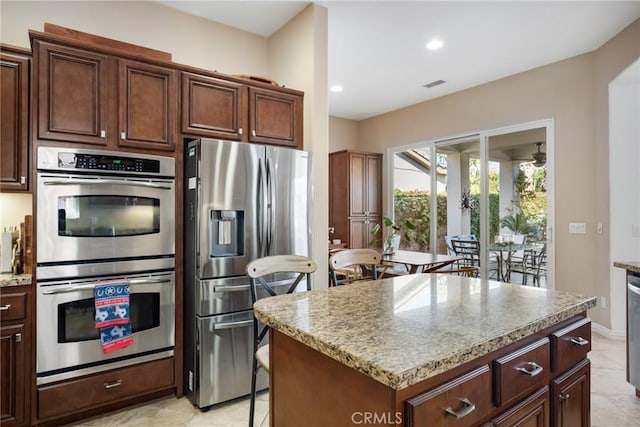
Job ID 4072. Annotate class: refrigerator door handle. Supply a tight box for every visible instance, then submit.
[212,319,253,330]
[257,158,266,257]
[266,157,274,255]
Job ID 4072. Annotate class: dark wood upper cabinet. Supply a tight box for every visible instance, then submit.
[117,59,176,151]
[181,72,246,141]
[0,46,30,192]
[248,86,302,148]
[33,37,176,152]
[35,40,109,146]
[181,74,303,149]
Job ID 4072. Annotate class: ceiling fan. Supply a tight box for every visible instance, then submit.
[530,142,546,167]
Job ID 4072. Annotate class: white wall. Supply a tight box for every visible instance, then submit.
[609,58,640,336]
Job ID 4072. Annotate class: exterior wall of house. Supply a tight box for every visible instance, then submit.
[357,18,640,331]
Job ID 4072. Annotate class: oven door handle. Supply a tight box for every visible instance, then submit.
[41,278,172,294]
[42,178,172,190]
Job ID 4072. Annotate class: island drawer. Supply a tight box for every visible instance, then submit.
[550,317,591,374]
[38,357,174,420]
[493,337,550,408]
[405,364,493,427]
[0,291,27,321]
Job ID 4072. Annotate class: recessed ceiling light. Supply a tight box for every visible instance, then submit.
[426,39,444,50]
[330,85,343,93]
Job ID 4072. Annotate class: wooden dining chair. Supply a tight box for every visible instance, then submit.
[246,255,317,427]
[329,248,385,286]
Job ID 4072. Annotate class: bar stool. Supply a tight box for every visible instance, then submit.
[246,255,317,427]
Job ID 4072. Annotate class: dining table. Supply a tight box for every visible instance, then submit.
[380,249,460,274]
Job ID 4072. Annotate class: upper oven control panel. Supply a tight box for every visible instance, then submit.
[37,147,175,177]
[57,152,159,173]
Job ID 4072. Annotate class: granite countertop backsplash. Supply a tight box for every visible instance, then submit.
[0,273,32,287]
[613,261,640,274]
[254,274,597,390]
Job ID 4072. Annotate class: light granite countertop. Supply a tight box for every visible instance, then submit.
[254,274,597,390]
[613,261,640,274]
[0,273,32,287]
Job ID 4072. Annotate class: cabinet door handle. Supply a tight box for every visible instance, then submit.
[570,337,589,346]
[20,176,26,184]
[515,361,543,377]
[252,130,256,137]
[104,379,122,389]
[120,132,126,140]
[559,393,570,401]
[15,333,21,343]
[444,398,476,419]
[100,130,106,138]
[238,128,243,135]
[0,304,11,311]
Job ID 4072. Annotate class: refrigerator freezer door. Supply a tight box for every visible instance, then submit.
[195,311,268,408]
[197,139,263,278]
[265,146,310,257]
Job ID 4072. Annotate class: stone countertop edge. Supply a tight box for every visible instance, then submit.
[0,273,32,287]
[613,261,640,274]
[254,287,597,391]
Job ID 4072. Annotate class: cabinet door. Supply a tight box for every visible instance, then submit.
[349,153,367,217]
[181,72,247,140]
[248,87,302,148]
[551,359,590,427]
[492,386,549,427]
[0,323,26,427]
[0,50,29,192]
[118,59,177,151]
[35,41,109,145]
[365,154,382,217]
[349,217,378,249]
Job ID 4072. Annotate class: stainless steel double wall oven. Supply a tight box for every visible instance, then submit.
[36,147,176,385]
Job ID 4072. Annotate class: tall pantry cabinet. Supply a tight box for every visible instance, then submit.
[329,150,382,248]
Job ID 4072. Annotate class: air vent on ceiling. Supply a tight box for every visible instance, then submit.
[423,79,446,89]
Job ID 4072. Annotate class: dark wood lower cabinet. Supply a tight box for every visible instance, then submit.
[0,323,26,427]
[551,359,590,427]
[37,357,175,424]
[491,386,549,427]
[269,316,592,427]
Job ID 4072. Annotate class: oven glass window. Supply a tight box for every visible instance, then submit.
[59,293,160,343]
[57,196,160,237]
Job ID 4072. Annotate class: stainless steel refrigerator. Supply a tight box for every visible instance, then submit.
[184,138,311,408]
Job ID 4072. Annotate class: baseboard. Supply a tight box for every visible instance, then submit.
[592,322,626,340]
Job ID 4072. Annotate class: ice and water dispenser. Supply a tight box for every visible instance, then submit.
[209,210,244,257]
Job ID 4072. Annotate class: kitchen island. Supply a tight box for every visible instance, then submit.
[254,274,597,426]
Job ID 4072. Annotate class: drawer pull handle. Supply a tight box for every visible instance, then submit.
[103,380,122,389]
[444,398,476,419]
[515,361,543,377]
[570,337,589,346]
[0,304,11,311]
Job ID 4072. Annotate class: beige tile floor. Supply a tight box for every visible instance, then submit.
[68,332,638,427]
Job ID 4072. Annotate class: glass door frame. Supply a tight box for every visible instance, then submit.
[387,118,554,287]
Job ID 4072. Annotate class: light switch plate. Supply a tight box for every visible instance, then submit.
[569,222,587,234]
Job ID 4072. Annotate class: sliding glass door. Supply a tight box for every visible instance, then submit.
[390,120,554,287]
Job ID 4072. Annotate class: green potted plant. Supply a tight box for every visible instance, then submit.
[369,216,415,254]
[499,209,537,236]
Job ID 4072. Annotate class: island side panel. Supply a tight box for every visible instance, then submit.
[270,330,399,427]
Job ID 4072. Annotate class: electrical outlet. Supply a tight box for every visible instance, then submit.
[600,296,607,309]
[569,223,586,234]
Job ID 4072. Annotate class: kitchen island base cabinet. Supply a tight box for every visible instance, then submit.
[36,357,175,426]
[269,317,591,427]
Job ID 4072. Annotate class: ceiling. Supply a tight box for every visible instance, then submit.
[157,1,640,121]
